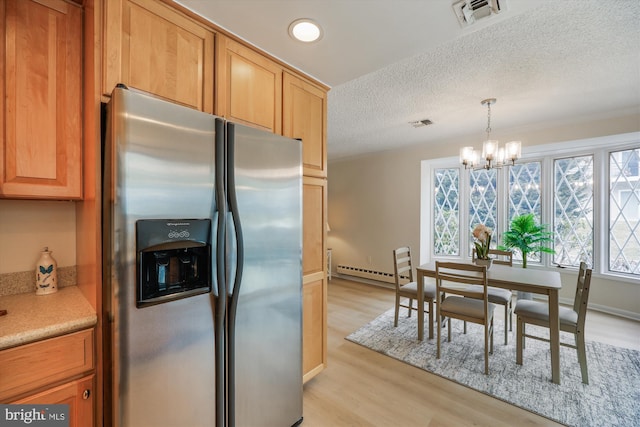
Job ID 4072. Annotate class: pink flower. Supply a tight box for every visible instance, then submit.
[473,224,492,242]
[472,224,493,259]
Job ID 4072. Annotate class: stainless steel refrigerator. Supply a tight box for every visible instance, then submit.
[102,85,303,427]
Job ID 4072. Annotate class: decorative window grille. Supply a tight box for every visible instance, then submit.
[469,168,497,254]
[554,155,594,267]
[509,162,542,263]
[609,148,640,275]
[433,168,460,255]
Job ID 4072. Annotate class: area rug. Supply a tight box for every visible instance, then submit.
[345,308,640,427]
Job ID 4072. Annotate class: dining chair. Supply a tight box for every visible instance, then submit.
[514,262,592,384]
[392,247,437,335]
[436,261,495,375]
[468,248,514,344]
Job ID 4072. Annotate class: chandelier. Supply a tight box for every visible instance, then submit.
[460,98,521,170]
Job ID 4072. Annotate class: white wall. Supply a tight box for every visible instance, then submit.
[328,112,640,319]
[0,200,76,274]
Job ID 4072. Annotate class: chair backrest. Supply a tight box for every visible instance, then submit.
[393,246,414,290]
[573,262,592,329]
[472,248,513,266]
[435,261,489,301]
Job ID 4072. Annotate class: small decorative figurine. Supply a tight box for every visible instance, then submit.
[36,247,58,295]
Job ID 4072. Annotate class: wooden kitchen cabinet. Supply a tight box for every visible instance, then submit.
[302,176,327,382]
[102,0,215,112]
[0,0,82,199]
[0,329,95,424]
[216,35,282,133]
[283,72,327,178]
[13,375,95,427]
[0,329,94,402]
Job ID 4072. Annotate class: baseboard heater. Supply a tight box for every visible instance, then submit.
[336,264,397,284]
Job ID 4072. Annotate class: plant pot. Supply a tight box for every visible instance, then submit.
[474,258,492,269]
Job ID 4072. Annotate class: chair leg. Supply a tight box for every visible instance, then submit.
[490,318,494,355]
[463,321,467,334]
[516,317,524,365]
[436,305,441,359]
[428,300,434,340]
[504,304,509,345]
[484,321,490,375]
[408,298,413,317]
[394,294,400,327]
[508,299,513,331]
[576,331,589,384]
[447,317,452,342]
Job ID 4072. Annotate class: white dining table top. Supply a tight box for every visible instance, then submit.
[417,261,562,292]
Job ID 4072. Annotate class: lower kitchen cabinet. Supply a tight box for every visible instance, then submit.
[12,375,95,427]
[303,277,327,382]
[302,176,327,382]
[0,329,95,425]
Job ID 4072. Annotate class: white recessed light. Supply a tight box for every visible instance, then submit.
[288,18,323,43]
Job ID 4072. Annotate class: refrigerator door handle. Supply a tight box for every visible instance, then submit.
[226,122,245,298]
[226,122,244,427]
[214,118,227,427]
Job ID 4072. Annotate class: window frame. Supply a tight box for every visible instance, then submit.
[420,132,640,283]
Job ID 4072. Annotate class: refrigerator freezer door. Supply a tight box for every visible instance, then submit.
[105,87,218,427]
[228,123,303,427]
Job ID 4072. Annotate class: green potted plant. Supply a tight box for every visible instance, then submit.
[499,213,555,268]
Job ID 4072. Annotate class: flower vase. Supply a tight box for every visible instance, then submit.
[475,258,492,270]
[36,247,58,295]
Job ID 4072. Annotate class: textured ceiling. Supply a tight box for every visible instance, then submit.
[176,0,640,160]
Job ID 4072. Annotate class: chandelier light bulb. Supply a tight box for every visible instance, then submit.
[482,140,499,161]
[505,141,522,163]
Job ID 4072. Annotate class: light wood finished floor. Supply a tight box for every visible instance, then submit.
[302,277,640,427]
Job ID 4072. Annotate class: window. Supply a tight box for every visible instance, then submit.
[421,134,639,279]
[433,168,459,256]
[509,161,542,262]
[609,148,640,275]
[469,168,497,255]
[553,155,594,267]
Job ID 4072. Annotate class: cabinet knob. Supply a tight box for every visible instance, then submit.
[82,389,91,400]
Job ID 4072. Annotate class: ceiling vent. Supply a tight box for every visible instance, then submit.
[453,0,505,28]
[410,119,434,128]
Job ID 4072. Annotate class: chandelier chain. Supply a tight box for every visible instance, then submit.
[486,101,492,139]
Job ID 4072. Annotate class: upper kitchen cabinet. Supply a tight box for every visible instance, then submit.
[216,35,282,134]
[283,72,327,178]
[102,0,214,112]
[0,0,82,199]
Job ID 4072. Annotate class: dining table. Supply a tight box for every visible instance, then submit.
[416,261,563,384]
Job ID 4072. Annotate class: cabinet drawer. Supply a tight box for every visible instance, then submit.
[0,329,94,401]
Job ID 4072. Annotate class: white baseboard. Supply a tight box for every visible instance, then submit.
[335,273,640,322]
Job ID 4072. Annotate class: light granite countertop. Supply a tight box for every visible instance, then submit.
[0,286,97,350]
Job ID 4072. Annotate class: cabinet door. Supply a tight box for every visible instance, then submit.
[303,278,326,382]
[13,375,95,427]
[103,0,214,112]
[0,329,94,401]
[0,0,82,199]
[283,72,327,178]
[216,35,282,133]
[302,176,327,382]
